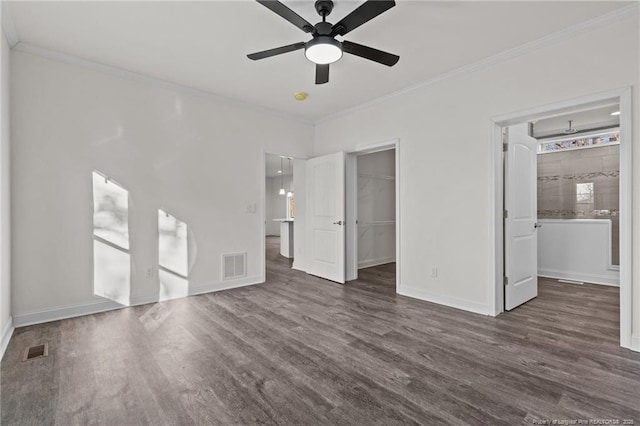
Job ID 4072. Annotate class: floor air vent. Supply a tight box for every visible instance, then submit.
[22,343,49,362]
[223,253,246,280]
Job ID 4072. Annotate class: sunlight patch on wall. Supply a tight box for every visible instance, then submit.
[92,171,130,306]
[158,209,188,301]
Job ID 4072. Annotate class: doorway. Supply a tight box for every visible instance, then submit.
[533,107,621,283]
[345,141,400,293]
[263,153,298,277]
[492,88,632,349]
[344,148,397,293]
[298,140,400,289]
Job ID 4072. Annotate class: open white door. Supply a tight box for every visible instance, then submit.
[306,152,346,283]
[505,124,538,310]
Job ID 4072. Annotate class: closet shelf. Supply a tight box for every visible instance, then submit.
[357,173,395,181]
[358,220,396,226]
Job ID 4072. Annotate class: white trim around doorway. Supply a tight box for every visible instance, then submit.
[489,87,633,350]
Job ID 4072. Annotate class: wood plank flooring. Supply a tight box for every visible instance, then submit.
[1,236,638,425]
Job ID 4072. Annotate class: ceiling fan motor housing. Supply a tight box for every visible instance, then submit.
[314,21,333,35]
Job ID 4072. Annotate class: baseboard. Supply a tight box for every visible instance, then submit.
[128,293,160,307]
[188,275,263,297]
[1,317,14,359]
[397,285,491,316]
[538,269,619,287]
[631,334,640,353]
[13,299,126,327]
[13,276,265,328]
[128,276,262,306]
[358,257,395,269]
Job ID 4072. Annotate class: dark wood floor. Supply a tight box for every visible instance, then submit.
[1,236,638,425]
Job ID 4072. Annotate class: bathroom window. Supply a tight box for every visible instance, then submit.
[576,182,594,204]
[538,130,619,153]
[92,171,130,306]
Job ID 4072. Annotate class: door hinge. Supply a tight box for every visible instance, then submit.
[503,142,508,152]
[504,210,508,219]
[504,276,509,286]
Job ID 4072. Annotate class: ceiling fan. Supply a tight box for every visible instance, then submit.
[247,0,399,84]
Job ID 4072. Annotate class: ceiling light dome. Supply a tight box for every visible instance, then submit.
[305,37,342,65]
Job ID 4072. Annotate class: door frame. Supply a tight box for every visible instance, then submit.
[260,151,307,283]
[345,139,401,293]
[490,87,632,349]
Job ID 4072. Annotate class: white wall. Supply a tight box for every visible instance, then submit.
[11,50,313,325]
[357,149,395,268]
[0,29,13,355]
[314,15,640,336]
[265,175,292,236]
[538,219,619,286]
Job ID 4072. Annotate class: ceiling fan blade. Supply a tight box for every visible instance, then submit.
[256,0,315,33]
[342,40,399,66]
[247,42,306,60]
[316,64,329,84]
[331,0,395,36]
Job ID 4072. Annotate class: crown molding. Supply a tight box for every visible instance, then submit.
[315,2,640,125]
[13,42,314,126]
[1,0,19,47]
[6,2,638,127]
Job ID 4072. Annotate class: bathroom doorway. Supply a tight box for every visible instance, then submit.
[493,88,632,349]
[532,105,621,284]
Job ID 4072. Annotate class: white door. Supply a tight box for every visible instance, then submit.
[505,124,538,310]
[306,152,346,283]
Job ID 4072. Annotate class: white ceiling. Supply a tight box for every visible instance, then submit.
[6,1,631,121]
[533,104,620,138]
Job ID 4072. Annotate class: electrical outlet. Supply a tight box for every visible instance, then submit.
[431,267,438,278]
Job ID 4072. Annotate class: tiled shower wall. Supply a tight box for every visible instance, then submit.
[537,145,619,265]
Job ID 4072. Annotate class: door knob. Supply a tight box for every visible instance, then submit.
[333,220,343,225]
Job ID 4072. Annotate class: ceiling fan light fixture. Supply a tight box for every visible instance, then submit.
[305,37,342,64]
